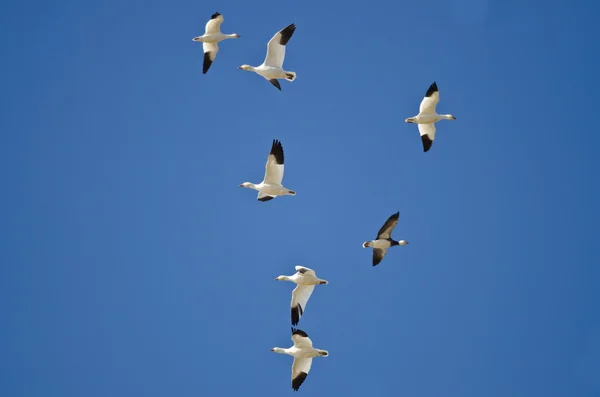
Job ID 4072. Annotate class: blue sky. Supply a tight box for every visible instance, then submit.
[1,0,599,395]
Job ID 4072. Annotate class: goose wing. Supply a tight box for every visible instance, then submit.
[373,248,387,266]
[264,23,296,67]
[291,357,313,391]
[376,211,400,240]
[291,328,314,348]
[295,265,316,276]
[418,123,436,152]
[263,139,285,185]
[205,12,223,35]
[257,191,275,202]
[291,285,315,326]
[202,42,218,74]
[419,82,439,114]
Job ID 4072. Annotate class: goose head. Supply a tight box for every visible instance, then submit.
[238,65,254,72]
[239,182,253,188]
[398,240,409,246]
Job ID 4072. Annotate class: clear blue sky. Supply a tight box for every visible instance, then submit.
[1,0,599,395]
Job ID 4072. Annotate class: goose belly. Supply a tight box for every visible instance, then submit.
[416,114,437,124]
[260,184,286,195]
[257,66,285,79]
[200,34,224,43]
[372,239,392,249]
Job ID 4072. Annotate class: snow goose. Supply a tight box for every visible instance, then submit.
[271,328,329,391]
[192,12,240,74]
[275,266,328,326]
[239,139,296,202]
[405,82,456,152]
[238,23,297,90]
[362,212,409,266]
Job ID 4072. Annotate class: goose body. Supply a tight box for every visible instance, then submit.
[405,82,456,152]
[192,12,240,74]
[238,23,297,90]
[275,266,328,326]
[362,212,409,266]
[239,139,296,202]
[271,328,329,391]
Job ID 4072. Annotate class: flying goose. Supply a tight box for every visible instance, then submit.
[275,266,328,326]
[362,212,409,266]
[239,139,296,202]
[405,82,456,152]
[192,12,240,74]
[271,328,329,391]
[238,23,297,90]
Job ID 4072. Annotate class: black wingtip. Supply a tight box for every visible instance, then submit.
[292,372,308,391]
[391,211,400,219]
[203,52,212,74]
[421,134,433,152]
[279,23,296,45]
[424,82,438,97]
[257,196,274,202]
[270,139,284,164]
[210,12,221,19]
[291,305,303,326]
[291,327,308,337]
[268,79,281,91]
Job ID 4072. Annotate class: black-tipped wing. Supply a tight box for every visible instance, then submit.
[291,285,314,326]
[376,212,400,240]
[291,366,310,391]
[373,248,387,266]
[420,81,440,114]
[278,23,296,46]
[269,79,281,90]
[205,12,224,35]
[264,23,296,67]
[264,139,285,185]
[202,42,218,74]
[291,327,313,348]
[418,123,436,152]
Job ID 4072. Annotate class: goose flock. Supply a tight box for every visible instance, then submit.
[193,12,456,391]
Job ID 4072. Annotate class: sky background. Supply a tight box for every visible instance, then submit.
[1,0,599,396]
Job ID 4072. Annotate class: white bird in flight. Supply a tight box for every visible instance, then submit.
[275,266,328,326]
[405,82,456,152]
[239,139,296,202]
[271,328,329,391]
[192,12,240,74]
[238,23,297,90]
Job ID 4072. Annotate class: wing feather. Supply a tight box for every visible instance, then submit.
[264,139,285,185]
[376,212,400,240]
[291,358,312,391]
[419,82,439,114]
[418,123,436,152]
[205,13,223,35]
[264,23,296,67]
[291,285,315,326]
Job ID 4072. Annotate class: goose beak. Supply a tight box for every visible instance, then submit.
[270,348,275,352]
[239,183,244,187]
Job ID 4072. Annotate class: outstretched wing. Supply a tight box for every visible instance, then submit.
[291,357,312,391]
[202,42,219,74]
[419,81,439,114]
[291,285,315,326]
[418,123,436,152]
[376,211,400,240]
[205,12,224,35]
[291,328,314,348]
[373,248,387,266]
[264,23,296,67]
[263,139,285,185]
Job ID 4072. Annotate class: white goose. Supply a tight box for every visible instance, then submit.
[405,82,456,152]
[275,266,328,326]
[362,212,409,266]
[192,12,240,74]
[271,328,329,391]
[238,23,297,90]
[239,139,296,202]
